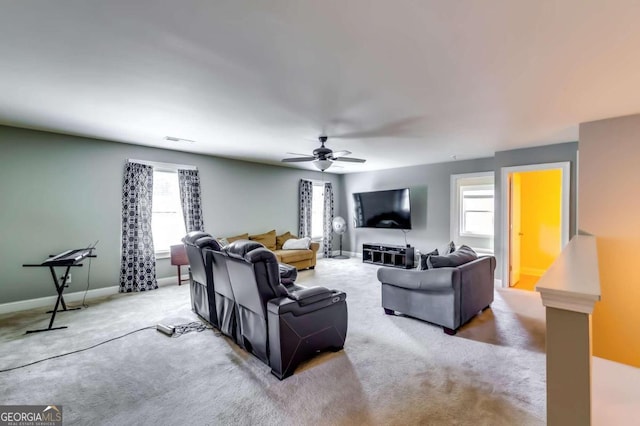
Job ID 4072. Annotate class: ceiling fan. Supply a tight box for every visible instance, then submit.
[281,136,366,171]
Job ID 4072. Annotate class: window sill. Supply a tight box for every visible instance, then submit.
[459,233,494,239]
[155,251,170,260]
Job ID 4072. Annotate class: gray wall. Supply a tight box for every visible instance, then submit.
[341,157,495,255]
[341,141,578,282]
[493,142,578,281]
[0,126,341,304]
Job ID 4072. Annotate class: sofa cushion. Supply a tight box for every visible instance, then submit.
[417,248,439,270]
[282,237,311,250]
[249,229,277,251]
[441,241,456,255]
[428,245,478,269]
[276,231,294,250]
[226,233,249,244]
[274,249,313,264]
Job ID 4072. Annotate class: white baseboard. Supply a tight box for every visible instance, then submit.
[0,285,118,315]
[328,250,359,258]
[494,279,503,288]
[0,275,188,315]
[157,274,190,287]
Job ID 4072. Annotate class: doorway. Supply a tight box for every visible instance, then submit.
[500,162,570,289]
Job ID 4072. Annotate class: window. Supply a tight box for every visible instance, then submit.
[460,185,494,236]
[311,183,325,239]
[152,170,186,253]
[450,172,495,254]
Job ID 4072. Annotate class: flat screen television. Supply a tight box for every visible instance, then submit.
[353,188,412,229]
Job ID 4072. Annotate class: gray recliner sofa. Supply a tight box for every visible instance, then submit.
[223,240,348,379]
[377,255,496,335]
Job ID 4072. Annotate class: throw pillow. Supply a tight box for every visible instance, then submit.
[428,245,478,269]
[418,248,439,270]
[276,231,293,250]
[282,237,311,250]
[445,241,456,254]
[226,233,249,244]
[249,229,277,251]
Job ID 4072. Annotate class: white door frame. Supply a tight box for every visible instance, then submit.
[500,161,571,288]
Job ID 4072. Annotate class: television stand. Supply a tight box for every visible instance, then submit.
[362,243,414,269]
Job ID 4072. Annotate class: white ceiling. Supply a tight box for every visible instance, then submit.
[1,1,640,173]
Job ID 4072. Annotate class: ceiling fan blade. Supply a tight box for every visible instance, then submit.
[334,157,366,163]
[282,157,315,163]
[286,152,312,157]
[332,150,352,158]
[331,115,429,139]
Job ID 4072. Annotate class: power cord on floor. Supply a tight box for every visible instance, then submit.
[172,321,213,337]
[81,255,93,308]
[0,326,154,373]
[0,321,212,373]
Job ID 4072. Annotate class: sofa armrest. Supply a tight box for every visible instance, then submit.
[287,286,332,305]
[310,241,320,253]
[268,289,346,315]
[377,267,459,291]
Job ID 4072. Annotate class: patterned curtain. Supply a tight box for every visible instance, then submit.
[178,169,204,233]
[119,162,158,293]
[323,182,335,257]
[298,179,313,238]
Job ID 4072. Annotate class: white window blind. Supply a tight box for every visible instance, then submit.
[311,184,325,239]
[151,170,186,252]
[460,185,494,237]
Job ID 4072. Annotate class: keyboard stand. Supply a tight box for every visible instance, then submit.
[23,251,96,334]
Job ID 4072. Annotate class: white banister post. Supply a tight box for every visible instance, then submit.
[536,235,601,426]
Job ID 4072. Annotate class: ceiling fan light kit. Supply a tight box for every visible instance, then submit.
[282,135,366,171]
[313,159,333,171]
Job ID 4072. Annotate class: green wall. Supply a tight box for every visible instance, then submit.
[0,126,341,304]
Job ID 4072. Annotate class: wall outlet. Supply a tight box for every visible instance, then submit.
[60,274,71,284]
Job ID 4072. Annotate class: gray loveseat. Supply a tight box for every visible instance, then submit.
[377,254,496,335]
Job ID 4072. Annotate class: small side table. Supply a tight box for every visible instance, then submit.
[170,244,189,285]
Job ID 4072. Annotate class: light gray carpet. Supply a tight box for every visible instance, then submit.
[0,258,546,425]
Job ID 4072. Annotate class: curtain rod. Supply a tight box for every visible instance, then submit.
[303,178,331,184]
[127,159,197,171]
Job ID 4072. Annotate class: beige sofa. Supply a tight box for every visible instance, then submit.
[220,230,319,270]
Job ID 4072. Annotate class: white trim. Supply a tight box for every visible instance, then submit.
[0,275,189,315]
[0,285,118,315]
[494,279,502,288]
[155,250,171,259]
[450,171,494,247]
[536,234,600,314]
[157,275,190,287]
[538,290,600,314]
[328,250,359,258]
[127,158,197,171]
[500,161,571,288]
